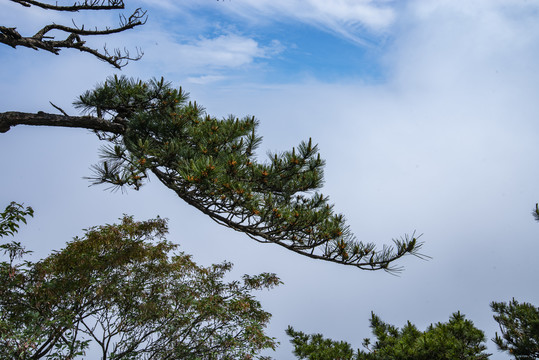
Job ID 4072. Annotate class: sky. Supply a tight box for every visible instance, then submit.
[1,0,539,358]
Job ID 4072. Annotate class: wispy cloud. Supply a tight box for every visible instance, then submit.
[148,0,396,44]
[173,34,267,68]
[186,74,228,85]
[122,27,284,81]
[223,0,396,32]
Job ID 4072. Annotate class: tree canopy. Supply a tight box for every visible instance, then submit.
[0,75,424,272]
[1,0,146,68]
[0,206,279,359]
[287,312,490,360]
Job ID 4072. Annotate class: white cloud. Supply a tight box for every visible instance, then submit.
[384,0,539,94]
[180,5,539,357]
[181,35,262,67]
[411,0,539,19]
[128,30,283,76]
[186,74,228,85]
[3,2,539,360]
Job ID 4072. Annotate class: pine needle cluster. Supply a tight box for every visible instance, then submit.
[75,76,424,271]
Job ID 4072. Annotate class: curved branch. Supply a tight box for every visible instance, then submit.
[0,111,126,134]
[151,167,425,272]
[10,0,125,11]
[0,76,427,272]
[1,5,147,68]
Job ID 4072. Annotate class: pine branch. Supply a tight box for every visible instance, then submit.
[0,76,427,272]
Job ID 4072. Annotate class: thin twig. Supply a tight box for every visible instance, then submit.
[49,102,69,116]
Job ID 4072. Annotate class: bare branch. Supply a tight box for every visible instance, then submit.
[0,111,126,134]
[1,4,147,68]
[49,102,69,116]
[35,9,146,39]
[10,0,126,12]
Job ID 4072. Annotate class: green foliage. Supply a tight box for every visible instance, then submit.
[74,75,424,272]
[0,201,33,238]
[0,212,280,359]
[358,312,490,360]
[286,326,355,360]
[491,298,539,359]
[287,312,490,360]
[0,201,34,279]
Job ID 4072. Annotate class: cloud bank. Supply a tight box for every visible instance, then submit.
[2,2,539,360]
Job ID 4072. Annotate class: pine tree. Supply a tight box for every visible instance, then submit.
[0,76,425,271]
[491,298,539,359]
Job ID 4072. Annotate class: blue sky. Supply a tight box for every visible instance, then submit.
[118,0,395,84]
[2,1,539,359]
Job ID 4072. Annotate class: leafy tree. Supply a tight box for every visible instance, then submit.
[0,76,424,272]
[0,207,280,359]
[287,312,490,360]
[491,298,539,359]
[1,0,146,68]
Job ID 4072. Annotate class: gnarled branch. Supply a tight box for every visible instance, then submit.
[1,1,147,68]
[10,0,126,11]
[0,111,126,134]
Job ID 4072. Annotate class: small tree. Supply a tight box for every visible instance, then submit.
[287,312,490,360]
[1,0,146,68]
[0,76,425,272]
[0,206,279,359]
[491,299,539,359]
